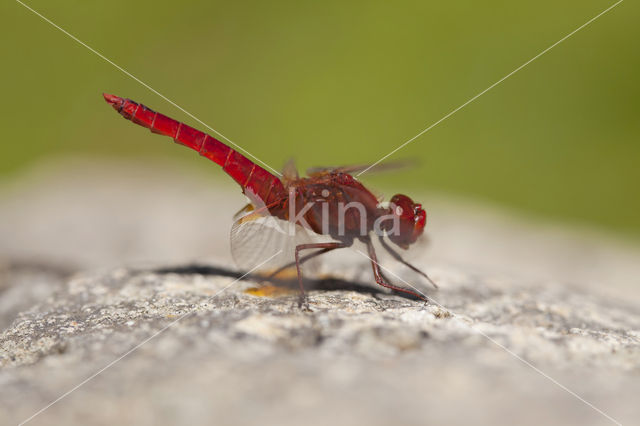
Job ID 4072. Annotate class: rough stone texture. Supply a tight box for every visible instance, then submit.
[1,159,639,426]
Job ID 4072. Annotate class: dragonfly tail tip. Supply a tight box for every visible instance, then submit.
[103,93,123,107]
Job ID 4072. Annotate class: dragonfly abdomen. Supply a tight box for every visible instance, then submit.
[103,94,285,206]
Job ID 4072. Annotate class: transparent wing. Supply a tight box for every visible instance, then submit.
[233,203,254,221]
[306,159,415,177]
[230,208,334,278]
[281,158,299,184]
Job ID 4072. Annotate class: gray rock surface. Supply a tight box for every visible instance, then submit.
[1,159,639,426]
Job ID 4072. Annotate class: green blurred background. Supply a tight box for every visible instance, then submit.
[2,0,638,236]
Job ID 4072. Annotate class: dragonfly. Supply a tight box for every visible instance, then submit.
[103,93,436,302]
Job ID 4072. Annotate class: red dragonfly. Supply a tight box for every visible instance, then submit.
[103,93,436,301]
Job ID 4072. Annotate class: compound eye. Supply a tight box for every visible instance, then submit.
[390,194,414,219]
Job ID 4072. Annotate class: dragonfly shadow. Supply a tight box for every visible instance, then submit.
[151,263,419,300]
[153,264,244,279]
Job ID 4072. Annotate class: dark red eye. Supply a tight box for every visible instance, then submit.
[388,194,426,248]
[390,194,414,219]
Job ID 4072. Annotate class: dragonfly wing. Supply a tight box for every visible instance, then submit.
[306,159,416,177]
[232,203,254,221]
[230,209,334,277]
[281,158,299,185]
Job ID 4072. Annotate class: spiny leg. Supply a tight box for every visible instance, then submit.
[367,239,428,301]
[378,235,438,289]
[295,242,346,305]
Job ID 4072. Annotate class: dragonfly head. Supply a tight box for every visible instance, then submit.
[386,194,426,249]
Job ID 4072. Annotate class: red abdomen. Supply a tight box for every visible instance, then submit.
[103,94,286,207]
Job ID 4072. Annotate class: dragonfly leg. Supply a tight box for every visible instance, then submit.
[378,235,438,289]
[295,242,346,304]
[266,246,337,281]
[366,239,428,302]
